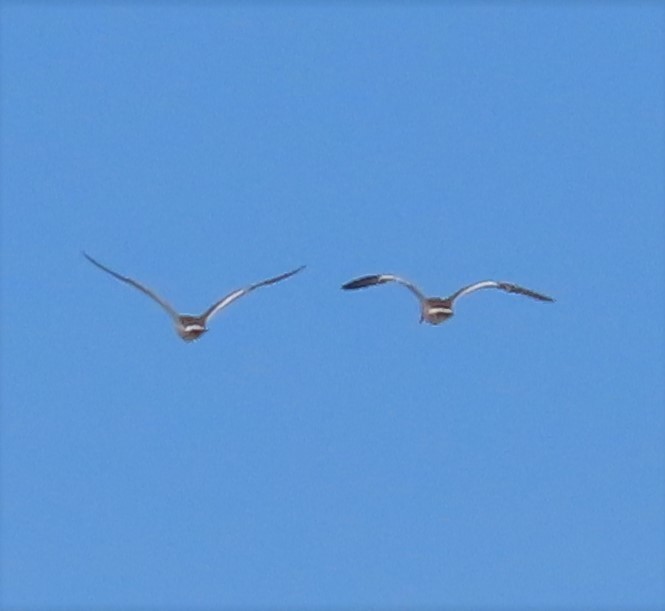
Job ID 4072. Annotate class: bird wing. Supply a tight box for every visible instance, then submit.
[341,274,427,302]
[448,280,555,304]
[202,265,306,323]
[83,252,180,321]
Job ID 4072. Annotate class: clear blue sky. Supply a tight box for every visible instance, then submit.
[1,4,664,609]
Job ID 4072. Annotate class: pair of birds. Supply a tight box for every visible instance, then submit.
[83,252,555,342]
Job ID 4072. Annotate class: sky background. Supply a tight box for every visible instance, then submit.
[1,3,664,610]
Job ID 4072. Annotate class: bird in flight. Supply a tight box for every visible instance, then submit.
[341,274,554,325]
[84,252,305,341]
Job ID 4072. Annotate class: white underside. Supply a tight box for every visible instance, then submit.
[182,324,205,331]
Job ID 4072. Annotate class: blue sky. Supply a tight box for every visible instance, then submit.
[1,3,664,609]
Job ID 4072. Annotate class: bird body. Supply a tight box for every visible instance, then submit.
[420,298,454,325]
[176,316,208,342]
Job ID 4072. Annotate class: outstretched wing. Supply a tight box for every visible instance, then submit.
[448,280,555,304]
[341,274,427,302]
[83,252,180,321]
[202,265,306,324]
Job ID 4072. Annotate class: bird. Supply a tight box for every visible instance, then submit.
[83,252,305,341]
[341,273,554,325]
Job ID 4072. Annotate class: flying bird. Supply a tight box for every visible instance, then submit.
[341,274,554,325]
[84,252,305,341]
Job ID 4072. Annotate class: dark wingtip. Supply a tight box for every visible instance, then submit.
[341,275,382,290]
[528,290,556,302]
[287,265,307,280]
[502,282,556,303]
